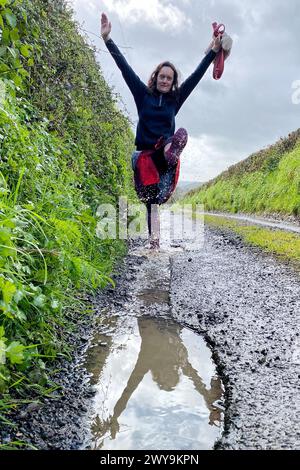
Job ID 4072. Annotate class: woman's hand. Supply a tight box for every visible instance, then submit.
[204,33,222,55]
[211,34,222,52]
[101,12,111,42]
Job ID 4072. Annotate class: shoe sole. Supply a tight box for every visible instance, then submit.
[166,128,188,161]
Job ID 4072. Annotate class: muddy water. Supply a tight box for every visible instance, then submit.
[84,316,223,450]
[82,210,224,450]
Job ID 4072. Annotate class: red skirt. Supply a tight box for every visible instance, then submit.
[132,148,180,205]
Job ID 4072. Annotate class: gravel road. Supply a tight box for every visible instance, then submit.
[2,215,299,450]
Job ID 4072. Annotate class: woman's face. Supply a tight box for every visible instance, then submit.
[156,66,174,93]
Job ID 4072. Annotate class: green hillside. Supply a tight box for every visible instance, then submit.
[0,0,135,421]
[184,129,300,217]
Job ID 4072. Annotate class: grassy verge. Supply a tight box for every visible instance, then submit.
[184,131,300,218]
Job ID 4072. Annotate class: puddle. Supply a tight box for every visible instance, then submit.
[82,213,223,450]
[83,316,224,450]
[138,288,170,305]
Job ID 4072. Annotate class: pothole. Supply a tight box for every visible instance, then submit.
[83,315,224,450]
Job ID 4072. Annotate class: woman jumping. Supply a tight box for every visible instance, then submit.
[100,13,227,249]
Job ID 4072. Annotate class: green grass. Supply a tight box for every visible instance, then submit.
[184,132,300,217]
[0,0,137,437]
[0,440,38,450]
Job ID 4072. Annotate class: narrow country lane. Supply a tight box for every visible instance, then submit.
[5,212,300,450]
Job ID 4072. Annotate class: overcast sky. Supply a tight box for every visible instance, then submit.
[68,0,299,182]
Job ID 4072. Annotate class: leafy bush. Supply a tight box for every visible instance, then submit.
[0,0,137,419]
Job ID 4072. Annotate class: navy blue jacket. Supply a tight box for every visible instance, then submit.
[105,39,216,150]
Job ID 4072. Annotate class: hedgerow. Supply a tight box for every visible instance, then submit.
[0,0,136,423]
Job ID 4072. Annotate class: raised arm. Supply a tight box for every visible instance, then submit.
[101,13,147,109]
[176,34,221,112]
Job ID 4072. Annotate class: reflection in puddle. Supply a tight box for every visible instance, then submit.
[138,288,169,305]
[84,316,224,450]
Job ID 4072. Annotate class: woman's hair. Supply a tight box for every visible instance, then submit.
[148,61,179,95]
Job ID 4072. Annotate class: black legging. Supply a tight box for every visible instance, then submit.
[146,201,160,237]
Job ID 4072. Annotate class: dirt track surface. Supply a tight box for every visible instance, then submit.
[171,225,300,449]
[2,220,300,450]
